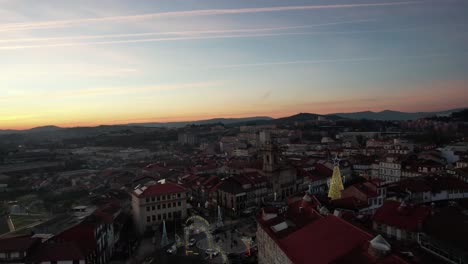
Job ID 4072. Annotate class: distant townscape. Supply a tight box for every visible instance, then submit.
[0,108,468,264]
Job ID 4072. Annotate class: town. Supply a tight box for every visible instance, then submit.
[0,110,467,264]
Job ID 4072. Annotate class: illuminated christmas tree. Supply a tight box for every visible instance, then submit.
[328,156,344,200]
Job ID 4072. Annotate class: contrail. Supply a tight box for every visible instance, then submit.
[0,2,420,32]
[210,53,468,69]
[0,32,318,50]
[0,26,434,50]
[0,19,373,43]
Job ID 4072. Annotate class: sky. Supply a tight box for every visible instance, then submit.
[0,0,467,129]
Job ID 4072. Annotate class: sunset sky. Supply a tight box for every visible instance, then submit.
[1,0,467,129]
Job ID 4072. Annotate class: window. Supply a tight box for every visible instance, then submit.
[146,198,150,203]
[157,196,160,201]
[168,203,171,208]
[151,197,155,202]
[177,193,181,198]
[152,206,155,211]
[173,202,176,207]
[146,216,150,222]
[146,206,150,212]
[163,213,166,220]
[152,215,156,221]
[178,201,181,206]
[163,204,166,209]
[157,205,161,210]
[158,214,161,220]
[162,195,166,200]
[168,212,172,219]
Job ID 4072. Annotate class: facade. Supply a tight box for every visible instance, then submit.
[0,236,40,263]
[386,176,468,204]
[378,156,402,183]
[217,173,268,215]
[132,182,188,235]
[178,133,198,146]
[0,236,86,264]
[338,180,386,215]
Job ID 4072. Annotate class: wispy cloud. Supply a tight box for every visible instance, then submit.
[0,2,420,32]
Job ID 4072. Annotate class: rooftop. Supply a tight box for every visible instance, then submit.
[373,201,431,231]
[133,182,186,197]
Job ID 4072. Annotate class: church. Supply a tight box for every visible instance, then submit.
[260,131,304,201]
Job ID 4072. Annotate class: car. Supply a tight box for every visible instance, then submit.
[188,238,197,247]
[166,244,177,254]
[205,248,219,257]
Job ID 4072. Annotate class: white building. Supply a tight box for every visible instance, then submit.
[132,182,188,235]
[379,157,402,183]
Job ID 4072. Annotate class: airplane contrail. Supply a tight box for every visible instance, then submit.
[0,19,373,43]
[0,2,420,32]
[210,53,468,69]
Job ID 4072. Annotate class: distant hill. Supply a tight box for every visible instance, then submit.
[276,113,342,122]
[0,125,63,135]
[1,107,466,135]
[127,116,273,128]
[331,108,466,121]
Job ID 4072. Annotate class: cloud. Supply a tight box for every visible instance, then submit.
[0,2,420,32]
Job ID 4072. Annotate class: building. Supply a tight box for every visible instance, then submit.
[373,200,431,241]
[131,182,188,235]
[256,194,406,264]
[178,133,198,146]
[55,212,115,264]
[378,156,402,183]
[335,179,386,215]
[29,242,86,264]
[260,132,302,200]
[0,236,86,264]
[0,236,40,263]
[386,176,468,204]
[216,173,268,215]
[418,207,468,264]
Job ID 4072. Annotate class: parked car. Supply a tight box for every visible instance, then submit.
[166,244,177,254]
[205,248,219,257]
[188,238,197,247]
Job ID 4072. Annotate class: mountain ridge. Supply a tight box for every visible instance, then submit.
[331,108,465,121]
[1,108,466,134]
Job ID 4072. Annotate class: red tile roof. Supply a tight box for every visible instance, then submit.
[279,215,374,264]
[332,196,369,210]
[56,223,96,254]
[135,183,186,197]
[373,201,431,231]
[331,242,407,264]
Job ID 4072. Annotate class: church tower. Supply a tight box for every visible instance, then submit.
[328,156,344,200]
[261,131,279,172]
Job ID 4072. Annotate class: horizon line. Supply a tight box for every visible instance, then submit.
[2,106,465,131]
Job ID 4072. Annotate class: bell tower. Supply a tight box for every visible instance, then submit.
[260,131,279,172]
